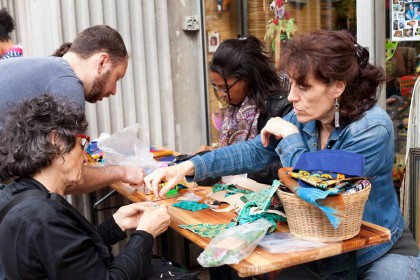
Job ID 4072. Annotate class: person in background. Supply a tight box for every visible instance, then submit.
[0,94,170,279]
[197,35,292,184]
[0,25,144,194]
[406,3,415,20]
[145,30,420,279]
[51,41,71,57]
[0,8,23,60]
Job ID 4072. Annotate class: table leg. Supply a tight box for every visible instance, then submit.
[348,251,357,280]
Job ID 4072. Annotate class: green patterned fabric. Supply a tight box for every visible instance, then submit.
[172,201,209,212]
[237,184,286,233]
[179,222,237,238]
[211,183,253,197]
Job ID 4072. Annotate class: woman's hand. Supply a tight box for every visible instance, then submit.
[136,204,170,238]
[113,202,158,231]
[144,161,195,199]
[260,117,299,147]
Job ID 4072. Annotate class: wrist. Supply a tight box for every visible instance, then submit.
[180,161,195,176]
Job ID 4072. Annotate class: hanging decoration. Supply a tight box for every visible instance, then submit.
[264,0,297,71]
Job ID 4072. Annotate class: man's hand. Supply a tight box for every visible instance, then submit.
[144,161,195,199]
[260,117,299,147]
[120,166,145,187]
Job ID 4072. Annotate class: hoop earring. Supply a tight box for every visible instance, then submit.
[334,98,340,128]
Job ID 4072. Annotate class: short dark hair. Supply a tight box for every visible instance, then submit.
[281,30,386,125]
[210,35,286,112]
[68,25,127,63]
[0,94,88,180]
[0,8,15,42]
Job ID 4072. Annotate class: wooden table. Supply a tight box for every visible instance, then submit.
[111,182,391,278]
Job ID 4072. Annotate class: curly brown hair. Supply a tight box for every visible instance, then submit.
[0,94,88,180]
[281,30,386,126]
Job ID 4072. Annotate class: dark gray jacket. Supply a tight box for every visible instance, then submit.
[0,177,153,280]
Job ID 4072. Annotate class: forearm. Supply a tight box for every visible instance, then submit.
[189,135,279,181]
[64,166,126,195]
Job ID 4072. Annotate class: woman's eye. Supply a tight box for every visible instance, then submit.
[298,85,308,91]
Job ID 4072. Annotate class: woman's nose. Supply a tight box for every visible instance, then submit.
[288,85,299,102]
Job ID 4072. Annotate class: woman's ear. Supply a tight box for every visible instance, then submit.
[49,131,65,155]
[332,80,346,98]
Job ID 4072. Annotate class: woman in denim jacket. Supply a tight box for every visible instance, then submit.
[146,30,420,279]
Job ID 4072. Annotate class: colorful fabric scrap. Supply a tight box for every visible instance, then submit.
[212,183,253,197]
[179,222,236,238]
[237,184,286,233]
[172,201,209,212]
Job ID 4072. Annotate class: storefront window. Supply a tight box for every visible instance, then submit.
[204,0,356,148]
[386,1,420,192]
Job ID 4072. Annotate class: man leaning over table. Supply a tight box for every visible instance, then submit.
[0,25,145,194]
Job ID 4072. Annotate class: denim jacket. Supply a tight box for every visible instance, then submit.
[190,104,404,267]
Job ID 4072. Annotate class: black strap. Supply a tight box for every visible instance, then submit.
[0,190,50,223]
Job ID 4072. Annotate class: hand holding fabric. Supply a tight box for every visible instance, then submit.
[144,161,195,199]
[136,204,170,238]
[113,202,158,231]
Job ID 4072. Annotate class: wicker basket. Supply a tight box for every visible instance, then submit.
[277,184,371,242]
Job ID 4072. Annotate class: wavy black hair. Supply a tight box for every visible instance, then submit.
[0,94,88,180]
[209,35,287,112]
[281,30,386,126]
[0,8,15,42]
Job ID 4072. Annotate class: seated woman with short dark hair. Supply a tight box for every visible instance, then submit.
[0,94,170,279]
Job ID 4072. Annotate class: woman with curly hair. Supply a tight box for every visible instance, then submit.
[0,8,23,60]
[0,94,170,279]
[145,30,420,279]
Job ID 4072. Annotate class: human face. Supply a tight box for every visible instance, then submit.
[61,135,89,185]
[210,71,245,106]
[85,57,128,103]
[287,74,343,125]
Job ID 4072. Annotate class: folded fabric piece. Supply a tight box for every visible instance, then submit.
[237,184,286,233]
[179,222,236,238]
[289,170,365,190]
[172,201,209,212]
[212,183,253,197]
[294,185,345,229]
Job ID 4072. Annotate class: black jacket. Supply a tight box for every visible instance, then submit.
[247,91,292,184]
[0,177,153,280]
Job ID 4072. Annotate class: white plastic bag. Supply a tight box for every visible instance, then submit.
[197,219,272,267]
[97,123,158,173]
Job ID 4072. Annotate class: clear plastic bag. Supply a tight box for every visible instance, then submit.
[97,123,158,173]
[197,219,271,267]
